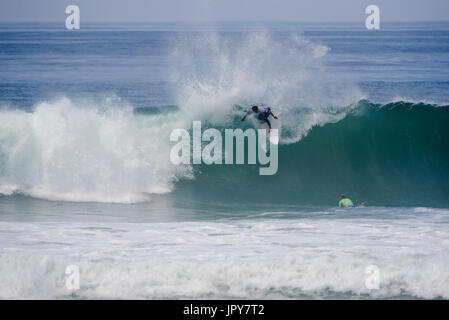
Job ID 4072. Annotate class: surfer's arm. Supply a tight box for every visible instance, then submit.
[242,109,255,121]
[269,111,278,119]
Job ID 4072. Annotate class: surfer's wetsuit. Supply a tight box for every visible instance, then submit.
[247,106,272,129]
[338,198,354,208]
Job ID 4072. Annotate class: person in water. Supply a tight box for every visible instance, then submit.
[241,105,278,133]
[338,194,354,208]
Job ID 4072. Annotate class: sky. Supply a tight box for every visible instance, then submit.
[0,0,448,23]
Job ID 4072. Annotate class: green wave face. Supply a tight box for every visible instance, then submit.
[174,101,449,207]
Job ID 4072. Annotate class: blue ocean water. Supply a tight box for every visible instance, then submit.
[0,22,448,299]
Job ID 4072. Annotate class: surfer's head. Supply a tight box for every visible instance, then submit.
[251,106,258,112]
[340,194,346,199]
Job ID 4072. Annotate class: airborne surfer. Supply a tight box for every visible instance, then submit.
[241,105,278,133]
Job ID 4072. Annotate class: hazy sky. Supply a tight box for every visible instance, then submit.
[0,0,448,23]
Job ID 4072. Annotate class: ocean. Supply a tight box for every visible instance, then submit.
[0,21,448,299]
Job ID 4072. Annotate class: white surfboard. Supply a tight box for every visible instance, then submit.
[269,129,279,145]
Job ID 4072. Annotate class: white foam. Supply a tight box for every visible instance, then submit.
[0,96,193,203]
[1,210,448,299]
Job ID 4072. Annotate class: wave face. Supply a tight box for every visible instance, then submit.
[175,100,449,208]
[0,99,448,207]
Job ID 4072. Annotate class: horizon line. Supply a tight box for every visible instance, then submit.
[1,20,449,24]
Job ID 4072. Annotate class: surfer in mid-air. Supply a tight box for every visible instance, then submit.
[241,105,278,133]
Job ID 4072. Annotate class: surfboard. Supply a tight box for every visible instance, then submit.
[269,130,279,145]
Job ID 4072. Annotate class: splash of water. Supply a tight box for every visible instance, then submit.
[170,31,364,141]
[0,96,192,203]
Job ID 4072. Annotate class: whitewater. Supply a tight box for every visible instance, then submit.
[0,22,448,299]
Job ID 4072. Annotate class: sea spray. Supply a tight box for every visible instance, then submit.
[169,31,364,143]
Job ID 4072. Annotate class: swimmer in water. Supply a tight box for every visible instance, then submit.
[338,194,354,208]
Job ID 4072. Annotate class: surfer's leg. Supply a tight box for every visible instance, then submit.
[265,119,271,129]
[265,119,271,134]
